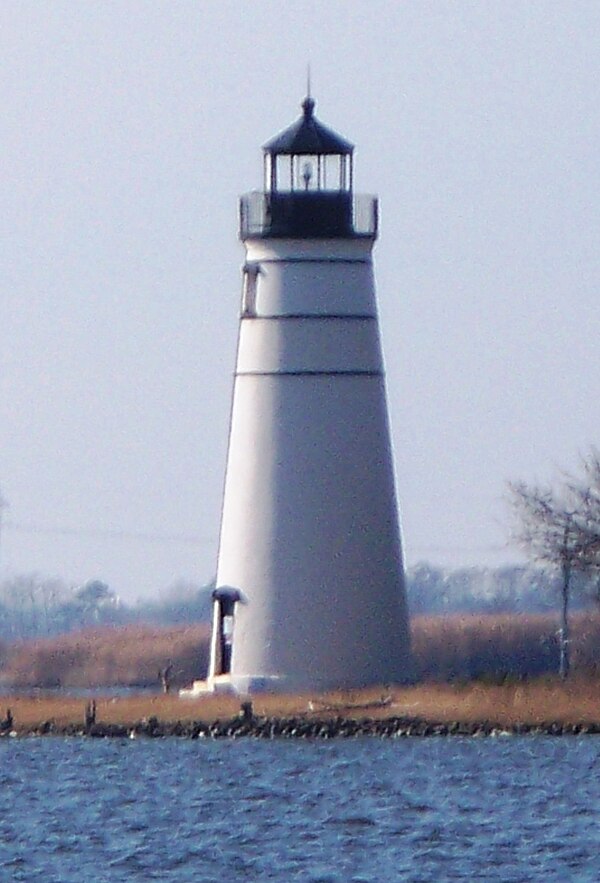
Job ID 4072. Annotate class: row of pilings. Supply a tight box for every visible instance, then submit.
[4,714,600,738]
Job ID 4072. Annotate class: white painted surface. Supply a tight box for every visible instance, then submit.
[236,317,382,375]
[212,234,410,692]
[245,238,374,262]
[245,239,377,318]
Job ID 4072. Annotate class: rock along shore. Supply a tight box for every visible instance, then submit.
[4,715,600,739]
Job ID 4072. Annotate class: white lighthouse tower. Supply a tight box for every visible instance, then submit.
[205,96,410,694]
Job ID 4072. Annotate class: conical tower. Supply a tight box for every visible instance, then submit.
[205,96,410,693]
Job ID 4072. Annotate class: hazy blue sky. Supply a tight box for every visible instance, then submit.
[2,1,599,600]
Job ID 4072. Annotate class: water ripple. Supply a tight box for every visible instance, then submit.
[1,737,600,880]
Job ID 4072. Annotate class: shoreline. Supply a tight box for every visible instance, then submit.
[3,716,599,739]
[2,680,600,737]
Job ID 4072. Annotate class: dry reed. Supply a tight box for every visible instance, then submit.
[2,611,600,695]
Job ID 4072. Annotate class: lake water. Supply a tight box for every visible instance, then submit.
[1,736,600,881]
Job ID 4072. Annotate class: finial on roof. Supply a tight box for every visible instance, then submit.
[302,64,315,119]
[302,95,315,119]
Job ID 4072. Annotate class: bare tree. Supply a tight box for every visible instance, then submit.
[563,451,600,587]
[508,453,600,678]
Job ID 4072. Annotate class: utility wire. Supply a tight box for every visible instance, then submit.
[3,521,214,546]
[2,520,506,554]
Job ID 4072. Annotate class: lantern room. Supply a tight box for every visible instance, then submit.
[263,96,354,195]
[239,96,377,239]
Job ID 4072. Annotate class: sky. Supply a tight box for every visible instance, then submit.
[1,1,600,600]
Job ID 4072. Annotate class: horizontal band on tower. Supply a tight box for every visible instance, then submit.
[242,313,376,321]
[235,370,384,377]
[254,257,372,266]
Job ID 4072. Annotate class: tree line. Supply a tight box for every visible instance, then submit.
[0,576,214,641]
[0,563,595,643]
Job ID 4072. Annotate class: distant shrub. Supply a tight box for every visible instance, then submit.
[2,624,210,689]
[410,612,600,681]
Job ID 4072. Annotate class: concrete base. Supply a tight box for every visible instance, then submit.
[179,674,285,697]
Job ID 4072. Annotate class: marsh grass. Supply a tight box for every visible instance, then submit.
[2,610,600,703]
[1,624,210,689]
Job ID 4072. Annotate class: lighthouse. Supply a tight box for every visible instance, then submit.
[204,95,410,694]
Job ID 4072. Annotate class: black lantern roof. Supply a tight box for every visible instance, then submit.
[263,97,354,156]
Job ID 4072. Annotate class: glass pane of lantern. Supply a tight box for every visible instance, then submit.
[275,155,293,192]
[323,155,342,191]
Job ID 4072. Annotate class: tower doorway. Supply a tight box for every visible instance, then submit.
[210,588,241,676]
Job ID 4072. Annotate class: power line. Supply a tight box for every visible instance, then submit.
[2,521,507,555]
[3,521,214,546]
[408,544,509,554]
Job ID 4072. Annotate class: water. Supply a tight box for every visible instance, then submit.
[1,737,600,881]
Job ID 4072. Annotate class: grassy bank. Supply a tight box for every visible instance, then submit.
[3,678,600,734]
